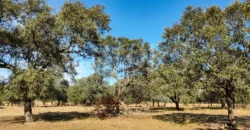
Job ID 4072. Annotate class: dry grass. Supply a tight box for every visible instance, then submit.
[0,104,250,130]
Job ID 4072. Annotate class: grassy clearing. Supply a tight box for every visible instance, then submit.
[0,104,250,130]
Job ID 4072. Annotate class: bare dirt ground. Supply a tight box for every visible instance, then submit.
[0,103,250,130]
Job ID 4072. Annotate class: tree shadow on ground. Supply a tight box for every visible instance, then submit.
[150,106,229,113]
[150,107,184,113]
[36,106,56,108]
[190,107,226,110]
[37,112,91,122]
[0,116,25,124]
[0,112,92,124]
[153,113,250,129]
[190,107,225,110]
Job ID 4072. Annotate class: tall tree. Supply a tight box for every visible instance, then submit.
[0,0,110,122]
[160,1,250,128]
[159,19,202,110]
[95,36,150,113]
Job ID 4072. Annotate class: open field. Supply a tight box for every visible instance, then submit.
[0,104,250,130]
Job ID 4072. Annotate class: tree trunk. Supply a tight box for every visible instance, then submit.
[175,101,180,110]
[225,88,236,129]
[57,100,60,106]
[220,99,225,108]
[170,94,180,110]
[115,101,120,114]
[115,84,123,115]
[232,97,236,109]
[152,100,155,107]
[116,88,121,114]
[163,102,166,107]
[24,100,33,122]
[157,101,160,107]
[89,97,93,106]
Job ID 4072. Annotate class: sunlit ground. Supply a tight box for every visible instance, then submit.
[0,103,250,130]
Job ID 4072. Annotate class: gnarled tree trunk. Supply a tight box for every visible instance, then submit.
[170,92,180,110]
[115,79,130,115]
[225,87,236,129]
[24,99,33,122]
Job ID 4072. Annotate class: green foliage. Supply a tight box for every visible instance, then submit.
[2,84,22,105]
[149,63,189,109]
[67,85,84,105]
[159,0,250,126]
[123,76,151,104]
[56,84,68,106]
[67,73,112,105]
[8,67,57,102]
[95,36,151,101]
[1,0,110,74]
[1,0,250,126]
[0,77,7,105]
[0,0,111,121]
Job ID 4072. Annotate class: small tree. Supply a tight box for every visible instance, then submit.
[123,77,151,105]
[9,67,56,122]
[67,85,84,105]
[150,64,187,110]
[67,73,109,106]
[55,80,69,106]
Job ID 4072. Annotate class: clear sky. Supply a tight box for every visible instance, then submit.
[49,0,233,48]
[0,0,233,81]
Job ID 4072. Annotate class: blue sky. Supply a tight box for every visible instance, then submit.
[0,0,233,81]
[49,0,232,48]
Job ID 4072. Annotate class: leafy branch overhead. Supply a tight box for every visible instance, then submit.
[0,0,110,74]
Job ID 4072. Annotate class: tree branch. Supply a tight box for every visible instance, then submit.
[0,62,16,70]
